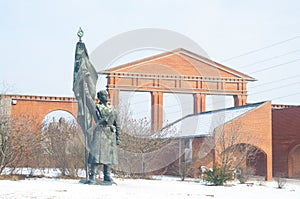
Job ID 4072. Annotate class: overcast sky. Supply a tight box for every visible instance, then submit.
[1,0,300,108]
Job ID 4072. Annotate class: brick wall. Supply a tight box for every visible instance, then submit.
[7,96,77,124]
[191,102,273,180]
[272,106,300,177]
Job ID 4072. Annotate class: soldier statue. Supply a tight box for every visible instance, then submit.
[88,90,120,183]
[73,29,120,184]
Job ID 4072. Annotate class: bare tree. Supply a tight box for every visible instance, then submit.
[0,98,11,174]
[178,158,194,181]
[0,100,41,175]
[41,118,84,177]
[114,101,177,178]
[116,117,173,178]
[203,122,260,185]
[9,113,42,173]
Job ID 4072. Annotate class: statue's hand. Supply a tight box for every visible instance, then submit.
[110,126,116,133]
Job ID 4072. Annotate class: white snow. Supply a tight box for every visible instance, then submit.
[0,175,299,199]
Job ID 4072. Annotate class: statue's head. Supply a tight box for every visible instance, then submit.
[97,90,109,103]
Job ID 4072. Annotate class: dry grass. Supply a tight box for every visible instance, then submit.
[0,175,26,181]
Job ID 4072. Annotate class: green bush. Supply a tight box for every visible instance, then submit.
[203,166,232,186]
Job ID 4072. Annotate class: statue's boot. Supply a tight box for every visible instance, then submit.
[103,164,113,182]
[89,164,98,182]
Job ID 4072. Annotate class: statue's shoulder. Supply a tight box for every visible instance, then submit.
[96,103,103,107]
[96,103,116,114]
[107,105,118,115]
[95,103,101,110]
[96,103,106,109]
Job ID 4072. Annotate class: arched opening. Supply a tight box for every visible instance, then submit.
[225,143,267,178]
[247,149,266,176]
[288,144,300,178]
[40,110,84,172]
[42,110,76,125]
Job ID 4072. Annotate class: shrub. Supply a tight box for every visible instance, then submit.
[275,174,286,189]
[203,166,232,186]
[236,167,254,184]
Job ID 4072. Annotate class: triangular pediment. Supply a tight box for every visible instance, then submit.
[101,48,256,81]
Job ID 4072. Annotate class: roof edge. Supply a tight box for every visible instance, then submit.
[161,101,268,132]
[220,101,271,127]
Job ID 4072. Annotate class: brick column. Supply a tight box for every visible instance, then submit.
[266,153,273,181]
[193,93,206,114]
[108,89,120,108]
[151,91,163,131]
[233,95,247,107]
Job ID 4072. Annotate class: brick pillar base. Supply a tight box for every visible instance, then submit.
[233,95,247,107]
[266,153,273,181]
[193,93,206,114]
[108,89,119,108]
[151,92,163,131]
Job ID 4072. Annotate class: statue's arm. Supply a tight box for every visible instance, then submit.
[95,104,109,125]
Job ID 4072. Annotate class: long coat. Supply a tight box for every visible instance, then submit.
[88,103,120,165]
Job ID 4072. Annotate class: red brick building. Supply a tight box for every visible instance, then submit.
[1,48,299,180]
[273,106,300,178]
[151,101,272,180]
[102,48,299,180]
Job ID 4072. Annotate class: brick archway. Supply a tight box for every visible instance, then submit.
[223,143,267,177]
[288,144,300,178]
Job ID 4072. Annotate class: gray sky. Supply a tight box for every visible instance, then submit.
[1,0,300,108]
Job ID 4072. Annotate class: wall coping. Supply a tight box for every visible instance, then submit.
[0,94,76,102]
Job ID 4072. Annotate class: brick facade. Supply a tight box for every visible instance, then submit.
[273,106,300,178]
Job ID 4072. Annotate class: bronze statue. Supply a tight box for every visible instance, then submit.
[88,90,120,183]
[73,28,120,185]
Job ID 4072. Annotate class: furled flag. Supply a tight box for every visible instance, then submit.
[72,28,98,133]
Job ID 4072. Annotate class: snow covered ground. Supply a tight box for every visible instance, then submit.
[0,175,300,199]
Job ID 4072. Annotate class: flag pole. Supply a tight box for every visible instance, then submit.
[83,81,89,182]
[73,27,98,184]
